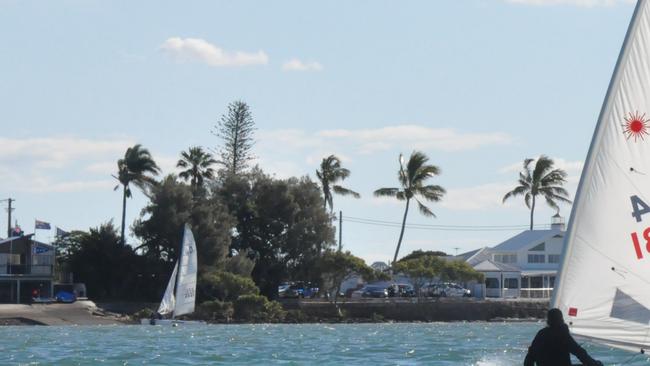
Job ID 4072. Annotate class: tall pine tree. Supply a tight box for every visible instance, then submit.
[213,100,256,175]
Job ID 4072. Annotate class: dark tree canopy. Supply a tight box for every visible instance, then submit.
[133,175,234,267]
[217,169,335,298]
[56,222,165,301]
[398,249,448,263]
[316,250,388,306]
[213,100,256,175]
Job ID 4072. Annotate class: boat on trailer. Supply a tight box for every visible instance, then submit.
[141,224,203,325]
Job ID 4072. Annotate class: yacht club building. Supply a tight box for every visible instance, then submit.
[0,234,55,303]
[457,214,566,299]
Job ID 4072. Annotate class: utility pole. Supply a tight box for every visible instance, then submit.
[1,199,14,237]
[338,211,342,252]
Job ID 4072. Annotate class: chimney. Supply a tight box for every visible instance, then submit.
[551,212,565,231]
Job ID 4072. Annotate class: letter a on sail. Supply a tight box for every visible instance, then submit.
[553,0,650,353]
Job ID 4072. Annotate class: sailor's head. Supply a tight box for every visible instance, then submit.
[547,308,565,328]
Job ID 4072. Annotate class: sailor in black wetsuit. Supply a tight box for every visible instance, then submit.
[524,308,603,366]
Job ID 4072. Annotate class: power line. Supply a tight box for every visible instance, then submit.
[342,215,550,232]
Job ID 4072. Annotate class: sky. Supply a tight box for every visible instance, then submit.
[0,0,639,264]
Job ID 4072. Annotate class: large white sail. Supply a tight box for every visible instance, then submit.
[173,224,198,317]
[157,262,178,315]
[552,0,650,352]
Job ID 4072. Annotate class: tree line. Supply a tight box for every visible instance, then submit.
[55,99,573,316]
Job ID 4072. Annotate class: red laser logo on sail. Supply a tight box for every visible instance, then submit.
[622,111,650,141]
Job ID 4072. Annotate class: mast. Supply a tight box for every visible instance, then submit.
[552,0,646,308]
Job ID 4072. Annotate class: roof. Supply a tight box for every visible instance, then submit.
[454,248,481,261]
[0,234,34,245]
[491,229,563,252]
[473,259,521,273]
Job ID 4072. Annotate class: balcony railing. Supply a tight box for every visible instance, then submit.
[520,287,553,299]
[0,264,53,276]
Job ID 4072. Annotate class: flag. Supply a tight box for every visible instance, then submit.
[56,227,69,237]
[35,220,51,230]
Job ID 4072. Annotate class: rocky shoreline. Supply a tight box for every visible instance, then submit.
[0,299,549,325]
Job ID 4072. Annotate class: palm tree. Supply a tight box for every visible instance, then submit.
[316,155,360,212]
[114,144,160,245]
[177,146,217,192]
[502,155,572,230]
[374,151,446,264]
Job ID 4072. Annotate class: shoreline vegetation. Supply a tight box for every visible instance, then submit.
[0,299,549,326]
[147,298,548,324]
[41,101,570,324]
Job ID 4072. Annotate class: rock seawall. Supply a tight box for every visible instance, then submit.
[287,299,548,322]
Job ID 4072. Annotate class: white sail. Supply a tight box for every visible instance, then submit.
[173,224,198,317]
[157,262,178,315]
[552,0,650,353]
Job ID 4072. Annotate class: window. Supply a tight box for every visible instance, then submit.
[530,277,543,288]
[528,254,545,263]
[548,254,561,264]
[485,278,499,289]
[521,277,529,288]
[494,254,517,263]
[529,242,546,251]
[550,276,556,288]
[504,278,519,289]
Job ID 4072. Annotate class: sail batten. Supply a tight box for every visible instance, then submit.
[552,0,650,352]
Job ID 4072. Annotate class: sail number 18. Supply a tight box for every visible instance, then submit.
[630,195,650,259]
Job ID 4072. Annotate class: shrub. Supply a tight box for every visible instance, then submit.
[234,294,286,322]
[198,270,259,303]
[195,300,234,322]
[132,307,154,320]
[284,309,311,323]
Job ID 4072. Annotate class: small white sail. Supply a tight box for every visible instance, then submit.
[157,262,178,315]
[173,224,198,317]
[553,0,650,353]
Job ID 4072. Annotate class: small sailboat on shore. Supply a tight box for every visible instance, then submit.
[142,224,201,325]
[552,0,650,355]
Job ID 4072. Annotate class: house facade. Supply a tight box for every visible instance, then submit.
[460,214,566,299]
[0,234,55,303]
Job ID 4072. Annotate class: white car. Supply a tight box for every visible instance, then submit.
[429,283,471,297]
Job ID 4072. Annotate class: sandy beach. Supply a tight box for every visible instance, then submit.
[0,300,128,326]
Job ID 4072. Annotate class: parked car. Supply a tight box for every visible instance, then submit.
[428,283,471,297]
[277,282,292,297]
[387,284,416,297]
[279,281,319,298]
[55,290,77,303]
[362,285,389,298]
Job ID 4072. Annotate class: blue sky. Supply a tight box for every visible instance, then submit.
[0,0,638,263]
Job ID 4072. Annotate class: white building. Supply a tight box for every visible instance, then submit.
[459,214,566,298]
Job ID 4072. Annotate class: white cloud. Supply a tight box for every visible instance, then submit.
[441,182,515,211]
[318,125,513,153]
[0,137,137,194]
[161,37,268,67]
[0,137,133,169]
[282,59,323,72]
[504,0,634,7]
[499,157,583,183]
[259,125,514,156]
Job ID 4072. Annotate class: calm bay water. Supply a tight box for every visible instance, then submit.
[0,322,646,365]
